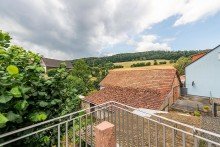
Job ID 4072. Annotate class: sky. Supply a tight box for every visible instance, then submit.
[0,0,220,60]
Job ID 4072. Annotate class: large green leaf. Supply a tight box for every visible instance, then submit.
[25,65,36,70]
[45,80,52,85]
[38,92,47,96]
[10,86,22,98]
[0,80,12,87]
[14,100,29,111]
[6,65,19,75]
[40,136,50,144]
[7,111,22,123]
[36,67,44,72]
[29,112,47,122]
[0,113,8,128]
[38,101,48,107]
[0,49,6,54]
[0,54,10,60]
[50,99,62,105]
[0,94,13,103]
[20,86,31,94]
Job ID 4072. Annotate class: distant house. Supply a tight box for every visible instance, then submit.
[185,45,220,98]
[41,57,73,72]
[85,69,181,110]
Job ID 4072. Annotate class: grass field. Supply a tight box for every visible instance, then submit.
[114,59,172,68]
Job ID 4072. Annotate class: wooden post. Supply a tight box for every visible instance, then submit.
[95,121,116,147]
[213,103,217,117]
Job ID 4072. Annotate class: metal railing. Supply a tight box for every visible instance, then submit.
[0,101,220,147]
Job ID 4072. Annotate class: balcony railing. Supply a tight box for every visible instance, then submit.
[0,101,220,146]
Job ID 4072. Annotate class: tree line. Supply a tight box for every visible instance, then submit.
[75,50,204,67]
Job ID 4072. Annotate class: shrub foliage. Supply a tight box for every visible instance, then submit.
[0,30,81,145]
[174,56,191,75]
[112,65,124,69]
[131,62,151,67]
[159,61,167,65]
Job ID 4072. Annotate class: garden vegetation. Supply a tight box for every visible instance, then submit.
[0,30,97,146]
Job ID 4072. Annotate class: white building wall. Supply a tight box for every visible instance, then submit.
[185,46,220,98]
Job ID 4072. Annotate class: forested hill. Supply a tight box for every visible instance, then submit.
[74,50,205,66]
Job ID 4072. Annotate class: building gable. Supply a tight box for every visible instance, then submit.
[186,45,220,67]
[186,45,220,98]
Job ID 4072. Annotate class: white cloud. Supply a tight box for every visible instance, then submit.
[0,0,219,59]
[0,18,30,36]
[174,0,220,26]
[162,37,176,43]
[12,38,71,59]
[135,35,171,52]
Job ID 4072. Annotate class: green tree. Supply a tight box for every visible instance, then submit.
[71,59,94,95]
[174,56,191,75]
[67,75,87,95]
[0,30,11,49]
[72,59,91,81]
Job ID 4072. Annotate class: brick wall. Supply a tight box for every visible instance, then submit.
[172,75,181,103]
[161,75,181,110]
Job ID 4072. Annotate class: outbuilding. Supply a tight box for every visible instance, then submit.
[85,68,181,111]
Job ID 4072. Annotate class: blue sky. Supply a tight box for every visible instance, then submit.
[102,13,220,55]
[0,0,220,59]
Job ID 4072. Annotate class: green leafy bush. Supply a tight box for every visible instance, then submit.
[0,30,81,145]
[159,61,167,64]
[169,60,175,64]
[112,65,124,69]
[0,113,8,128]
[153,60,158,65]
[131,62,151,67]
[71,59,96,95]
[194,110,201,117]
[203,106,210,112]
[29,112,47,122]
[174,56,191,75]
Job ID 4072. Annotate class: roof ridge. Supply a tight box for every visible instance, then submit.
[110,68,176,72]
[42,57,70,62]
[186,44,220,67]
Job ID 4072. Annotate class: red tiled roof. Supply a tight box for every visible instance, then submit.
[85,69,180,109]
[85,86,164,110]
[100,69,177,95]
[191,52,206,62]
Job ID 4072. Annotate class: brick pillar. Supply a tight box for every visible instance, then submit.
[94,121,116,147]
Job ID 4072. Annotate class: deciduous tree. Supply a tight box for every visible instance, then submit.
[174,56,191,75]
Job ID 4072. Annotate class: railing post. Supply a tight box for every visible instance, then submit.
[193,127,198,147]
[95,121,116,147]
